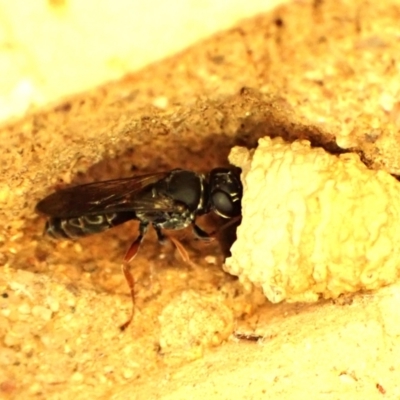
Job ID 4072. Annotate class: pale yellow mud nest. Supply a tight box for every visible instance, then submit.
[226,137,400,303]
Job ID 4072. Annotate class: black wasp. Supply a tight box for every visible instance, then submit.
[35,168,242,330]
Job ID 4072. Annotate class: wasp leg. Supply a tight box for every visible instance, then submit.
[192,222,214,241]
[124,222,148,263]
[154,225,167,245]
[208,215,242,237]
[120,221,148,331]
[155,225,190,263]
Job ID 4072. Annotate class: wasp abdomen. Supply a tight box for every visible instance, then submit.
[45,212,137,239]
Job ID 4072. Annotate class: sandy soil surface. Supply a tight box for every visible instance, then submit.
[1,0,400,399]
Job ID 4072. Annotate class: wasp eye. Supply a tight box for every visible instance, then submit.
[212,190,236,218]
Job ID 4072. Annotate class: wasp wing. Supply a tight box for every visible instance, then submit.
[35,172,179,218]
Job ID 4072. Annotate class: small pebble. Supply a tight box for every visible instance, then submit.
[47,297,60,312]
[32,305,52,321]
[122,368,135,380]
[71,372,84,382]
[18,303,31,315]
